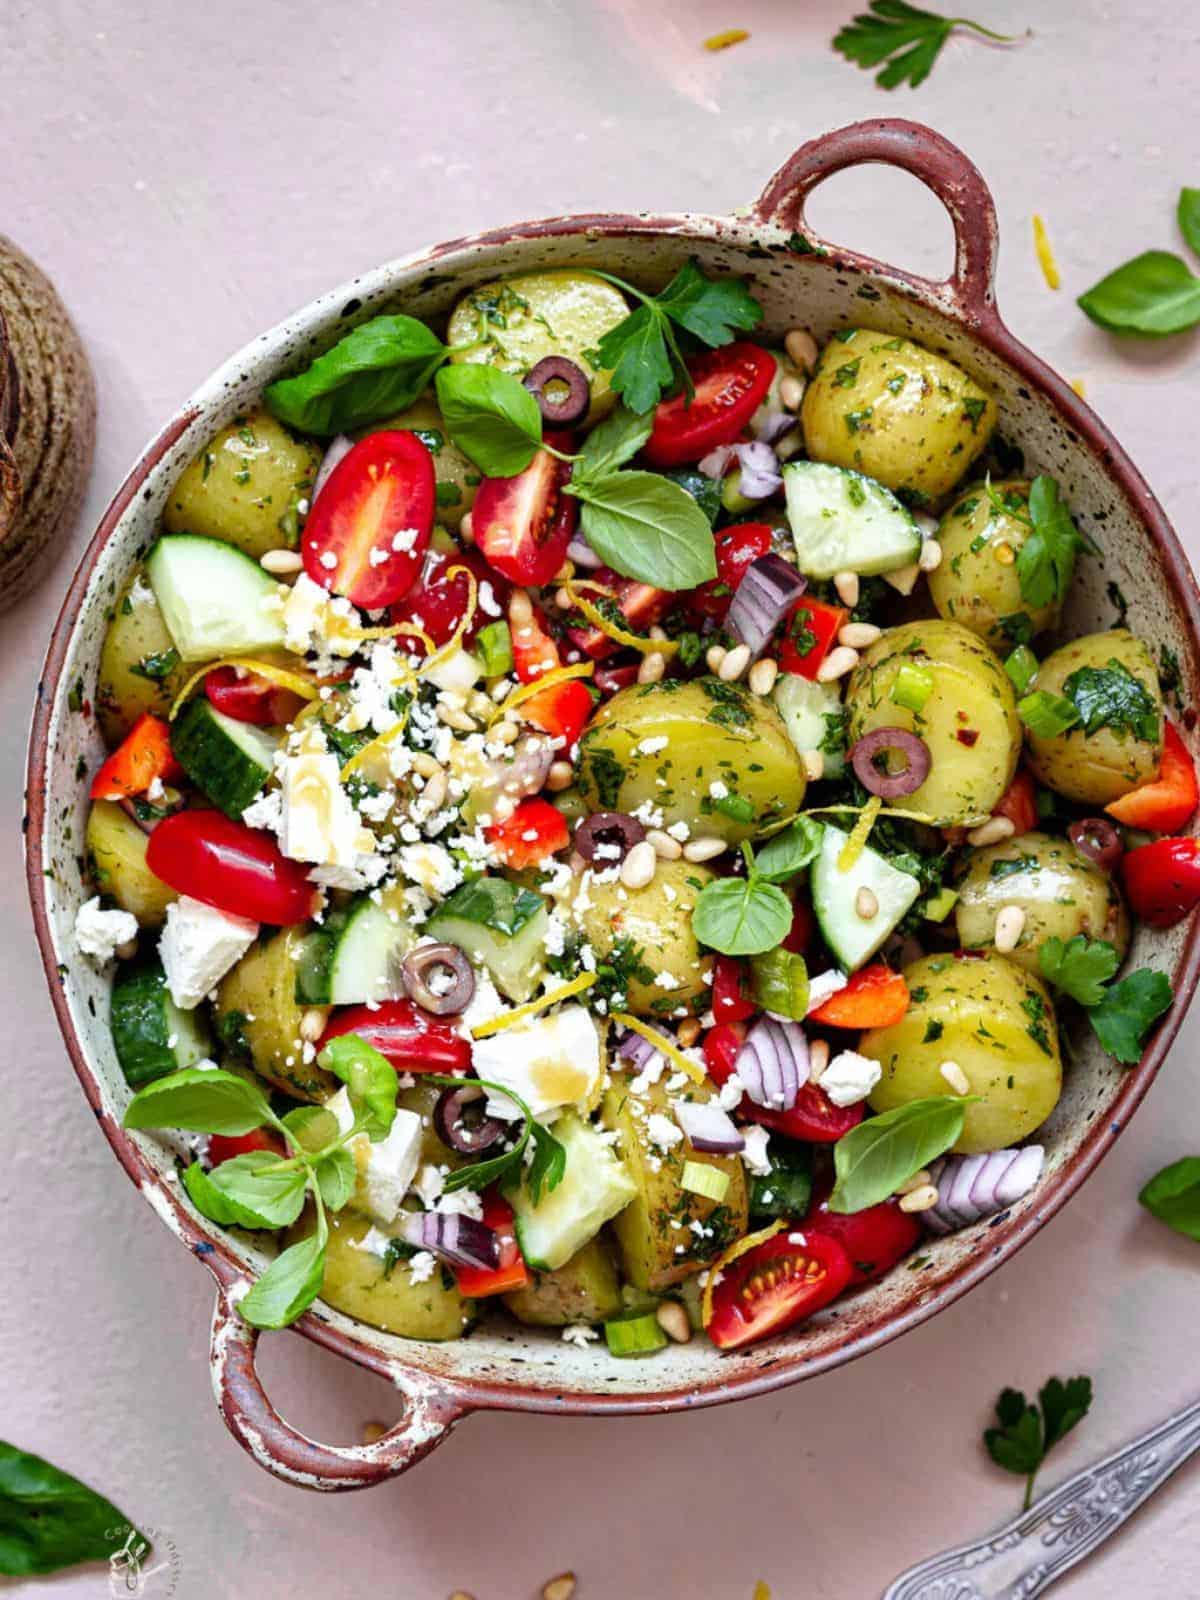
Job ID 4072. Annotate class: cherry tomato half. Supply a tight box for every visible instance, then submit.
[208,1128,287,1167]
[706,1230,853,1350]
[689,522,775,622]
[390,547,508,652]
[471,433,577,587]
[146,811,319,926]
[703,1022,865,1142]
[205,666,305,728]
[319,999,472,1075]
[302,430,434,609]
[805,1187,921,1286]
[712,956,757,1024]
[567,572,672,660]
[642,343,776,469]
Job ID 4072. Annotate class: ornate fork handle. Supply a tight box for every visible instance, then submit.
[884,1396,1200,1599]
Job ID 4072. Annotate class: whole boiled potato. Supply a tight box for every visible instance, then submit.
[86,801,177,928]
[1024,629,1162,805]
[574,856,713,1017]
[163,408,320,558]
[800,330,996,505]
[928,480,1060,649]
[845,619,1020,826]
[95,566,192,745]
[954,829,1130,973]
[861,952,1062,1154]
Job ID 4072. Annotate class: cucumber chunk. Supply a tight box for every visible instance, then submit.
[146,534,286,662]
[508,1113,637,1272]
[295,882,414,1006]
[783,461,920,579]
[111,960,212,1087]
[773,672,847,779]
[171,698,279,818]
[426,877,548,1002]
[811,824,921,971]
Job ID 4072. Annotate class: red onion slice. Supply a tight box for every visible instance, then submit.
[311,433,354,507]
[923,1145,1044,1234]
[1068,817,1123,874]
[751,405,798,447]
[727,554,807,661]
[401,943,475,1015]
[994,1144,1045,1206]
[698,443,738,480]
[850,727,932,799]
[674,1099,745,1154]
[400,1211,500,1272]
[575,812,646,866]
[615,1029,657,1069]
[733,441,784,500]
[734,1017,809,1112]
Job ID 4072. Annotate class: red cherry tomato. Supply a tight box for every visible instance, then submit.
[204,666,305,728]
[302,430,434,609]
[208,1128,287,1167]
[805,1187,921,1286]
[471,433,577,586]
[567,571,672,660]
[703,1022,865,1142]
[778,598,848,678]
[642,343,776,469]
[992,768,1039,837]
[594,659,641,696]
[521,679,594,750]
[712,956,757,1024]
[455,1192,530,1298]
[1122,836,1200,928]
[145,811,318,926]
[390,547,508,652]
[689,523,775,621]
[319,999,471,1075]
[487,797,570,869]
[705,1229,853,1350]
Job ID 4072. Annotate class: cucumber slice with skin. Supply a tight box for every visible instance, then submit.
[111,960,211,1086]
[810,824,921,971]
[295,883,413,1006]
[773,672,847,779]
[783,461,920,580]
[507,1113,637,1272]
[426,877,548,1002]
[146,534,286,662]
[171,697,279,818]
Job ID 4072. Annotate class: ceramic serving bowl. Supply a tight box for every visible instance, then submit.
[26,119,1200,1491]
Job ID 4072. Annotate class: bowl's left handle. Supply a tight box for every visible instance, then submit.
[210,1285,464,1491]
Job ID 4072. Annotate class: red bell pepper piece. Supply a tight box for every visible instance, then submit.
[808,964,909,1029]
[1122,836,1200,928]
[712,956,757,1024]
[567,573,672,661]
[689,522,774,622]
[455,1192,530,1298]
[992,768,1039,837]
[521,678,593,750]
[90,713,183,801]
[510,603,561,684]
[778,598,848,679]
[1106,720,1199,834]
[487,797,570,869]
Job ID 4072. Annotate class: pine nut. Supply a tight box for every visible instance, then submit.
[838,621,881,649]
[855,886,879,920]
[918,538,943,573]
[939,1060,971,1095]
[683,836,726,863]
[677,1017,702,1048]
[748,658,779,696]
[899,1184,940,1213]
[833,569,860,607]
[646,828,683,860]
[300,1008,328,1042]
[490,720,520,748]
[637,650,666,685]
[620,840,657,889]
[966,815,1016,847]
[458,511,474,544]
[115,937,139,962]
[508,589,532,625]
[421,769,448,812]
[438,701,477,732]
[545,760,574,792]
[554,586,572,610]
[883,562,920,595]
[993,541,1015,566]
[655,1300,692,1343]
[260,548,304,575]
[411,752,442,778]
[802,749,825,782]
[719,643,750,681]
[779,375,806,411]
[993,904,1026,953]
[809,1037,830,1083]
[816,645,859,683]
[706,644,727,674]
[896,1169,932,1195]
[785,328,819,373]
[362,1420,389,1444]
[542,1577,577,1600]
[914,512,939,539]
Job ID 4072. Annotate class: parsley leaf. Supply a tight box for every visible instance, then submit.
[984,1375,1093,1510]
[1087,968,1173,1064]
[653,258,763,348]
[1062,658,1160,744]
[1037,935,1120,1008]
[527,1121,568,1205]
[594,304,676,416]
[832,1,1018,91]
[1016,475,1090,610]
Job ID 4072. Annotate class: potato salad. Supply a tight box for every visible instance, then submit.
[78,261,1184,1356]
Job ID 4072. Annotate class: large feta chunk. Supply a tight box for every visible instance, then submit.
[820,1049,882,1108]
[279,748,373,867]
[280,573,329,654]
[158,896,258,1009]
[472,1005,602,1122]
[326,1087,424,1225]
[74,897,138,964]
[396,842,461,901]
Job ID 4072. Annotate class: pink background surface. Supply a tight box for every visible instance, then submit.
[4,2,1199,1596]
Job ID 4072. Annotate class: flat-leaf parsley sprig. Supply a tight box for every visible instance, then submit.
[984,1376,1093,1510]
[833,1,1024,91]
[1038,935,1173,1065]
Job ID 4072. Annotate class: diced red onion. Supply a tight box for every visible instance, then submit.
[566,533,604,569]
[923,1145,1044,1235]
[615,1029,657,1069]
[751,404,799,447]
[485,737,554,804]
[733,441,784,500]
[734,1017,809,1112]
[575,812,645,865]
[698,443,738,480]
[727,553,807,660]
[433,1085,505,1154]
[1068,817,1123,874]
[399,1211,500,1271]
[311,434,354,506]
[401,943,475,1015]
[850,727,932,799]
[674,1099,746,1154]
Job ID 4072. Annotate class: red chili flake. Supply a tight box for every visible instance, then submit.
[956,729,980,747]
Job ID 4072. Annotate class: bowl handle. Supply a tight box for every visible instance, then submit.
[751,119,999,321]
[209,1284,464,1490]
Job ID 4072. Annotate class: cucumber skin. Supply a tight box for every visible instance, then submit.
[111,962,210,1086]
[146,534,286,662]
[171,698,275,819]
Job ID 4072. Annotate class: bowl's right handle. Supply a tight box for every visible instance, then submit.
[210,1284,464,1491]
[751,119,1000,323]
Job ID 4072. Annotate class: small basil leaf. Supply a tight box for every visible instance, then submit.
[317,1033,398,1140]
[755,817,824,884]
[1139,1155,1200,1242]
[692,875,792,957]
[123,1067,275,1137]
[311,1145,357,1212]
[183,1161,273,1229]
[573,470,717,590]
[434,364,542,476]
[1179,188,1200,259]
[829,1095,970,1214]
[281,1103,339,1153]
[263,315,448,436]
[238,1217,328,1330]
[1077,249,1200,337]
[205,1152,308,1227]
[0,1440,149,1577]
[573,405,653,481]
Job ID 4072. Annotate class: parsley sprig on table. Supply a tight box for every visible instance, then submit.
[833,1,1021,91]
[984,1376,1093,1510]
[1038,936,1173,1064]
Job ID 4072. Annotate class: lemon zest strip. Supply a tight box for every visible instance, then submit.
[610,1012,706,1085]
[169,657,323,721]
[470,972,597,1040]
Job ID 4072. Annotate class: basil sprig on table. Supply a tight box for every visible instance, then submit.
[1139,1156,1200,1242]
[1078,185,1200,336]
[1037,934,1173,1065]
[828,1094,974,1213]
[0,1441,149,1578]
[691,834,820,958]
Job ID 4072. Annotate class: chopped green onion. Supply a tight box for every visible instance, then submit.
[681,1160,730,1203]
[923,886,958,922]
[713,792,755,824]
[603,1312,667,1358]
[1018,690,1081,739]
[476,620,514,678]
[749,947,809,1020]
[1005,645,1038,695]
[890,662,934,714]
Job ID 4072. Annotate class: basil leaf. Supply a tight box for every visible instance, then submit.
[527,1121,568,1205]
[182,1159,298,1230]
[1077,249,1200,337]
[205,1152,308,1227]
[1087,968,1173,1064]
[654,257,764,347]
[1139,1155,1200,1242]
[572,470,716,589]
[755,817,824,884]
[434,364,542,476]
[573,404,654,481]
[0,1441,149,1577]
[829,1095,970,1214]
[281,1103,338,1151]
[692,875,792,957]
[264,315,448,436]
[318,1033,398,1140]
[122,1067,275,1136]
[1180,188,1200,258]
[311,1145,357,1211]
[238,1213,328,1330]
[593,303,676,416]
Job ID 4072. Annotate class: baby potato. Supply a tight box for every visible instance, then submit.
[861,952,1062,1154]
[1024,629,1162,805]
[845,619,1020,826]
[800,330,996,504]
[929,480,1060,649]
[86,801,177,928]
[574,857,713,1017]
[504,1236,623,1327]
[216,927,335,1102]
[577,676,806,843]
[357,396,477,530]
[954,829,1130,973]
[163,408,320,558]
[95,567,192,746]
[447,270,629,422]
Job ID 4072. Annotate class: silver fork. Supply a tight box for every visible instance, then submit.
[883,1396,1200,1598]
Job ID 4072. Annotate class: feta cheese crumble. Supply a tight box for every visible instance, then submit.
[74,897,138,964]
[158,896,258,1009]
[820,1050,882,1108]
